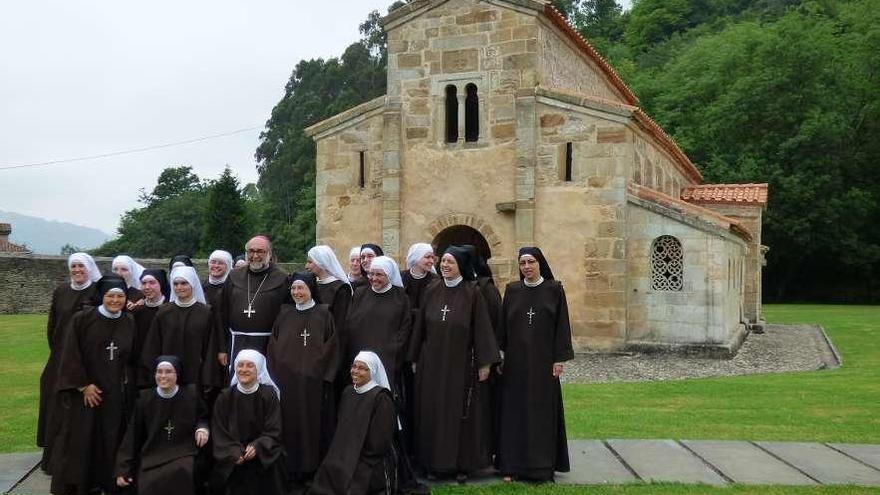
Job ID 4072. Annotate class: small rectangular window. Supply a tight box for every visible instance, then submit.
[564,142,573,182]
[358,151,366,189]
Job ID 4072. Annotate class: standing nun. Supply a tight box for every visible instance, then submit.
[356,243,384,288]
[266,272,339,489]
[116,356,210,495]
[212,350,286,495]
[497,247,573,482]
[408,246,500,482]
[310,351,397,495]
[344,256,411,395]
[50,275,136,495]
[133,269,170,386]
[141,266,222,392]
[112,255,146,311]
[203,250,234,311]
[400,243,437,312]
[347,247,364,286]
[38,252,101,472]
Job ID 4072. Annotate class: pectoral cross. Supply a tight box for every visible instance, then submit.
[243,305,256,319]
[106,341,118,361]
[300,328,311,347]
[440,305,451,322]
[164,420,174,440]
[527,307,536,325]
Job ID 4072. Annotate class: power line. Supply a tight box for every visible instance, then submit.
[0,125,264,171]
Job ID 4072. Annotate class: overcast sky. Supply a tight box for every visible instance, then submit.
[1,1,630,235]
[0,0,392,234]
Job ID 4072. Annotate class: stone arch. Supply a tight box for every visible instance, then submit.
[427,212,502,259]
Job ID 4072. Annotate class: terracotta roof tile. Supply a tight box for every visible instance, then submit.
[681,183,768,207]
[629,182,753,241]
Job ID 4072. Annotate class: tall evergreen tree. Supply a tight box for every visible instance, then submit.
[201,167,248,255]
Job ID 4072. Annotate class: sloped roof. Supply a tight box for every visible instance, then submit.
[628,182,753,241]
[681,183,768,207]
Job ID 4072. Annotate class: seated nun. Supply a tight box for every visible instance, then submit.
[212,350,286,495]
[116,356,210,494]
[310,351,397,495]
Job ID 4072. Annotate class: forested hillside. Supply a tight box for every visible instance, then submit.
[96,0,880,302]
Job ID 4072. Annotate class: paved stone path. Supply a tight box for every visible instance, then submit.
[7,440,880,493]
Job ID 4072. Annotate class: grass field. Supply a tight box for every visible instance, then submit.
[1,305,878,494]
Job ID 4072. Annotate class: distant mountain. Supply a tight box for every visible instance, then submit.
[0,210,112,255]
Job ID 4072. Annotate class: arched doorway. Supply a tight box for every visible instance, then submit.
[432,224,492,261]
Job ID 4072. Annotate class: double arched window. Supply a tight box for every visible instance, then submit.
[445,83,479,143]
[651,235,683,291]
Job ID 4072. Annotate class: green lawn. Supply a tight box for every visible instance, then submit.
[1,305,879,494]
[563,305,880,443]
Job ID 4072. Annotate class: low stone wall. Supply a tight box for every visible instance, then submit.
[0,254,301,314]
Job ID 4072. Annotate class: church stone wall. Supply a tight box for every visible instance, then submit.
[536,22,626,103]
[534,100,631,351]
[630,130,696,198]
[313,114,386,251]
[626,202,748,354]
[0,254,302,314]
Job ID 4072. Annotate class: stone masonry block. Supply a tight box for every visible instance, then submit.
[442,49,479,73]
[398,53,422,68]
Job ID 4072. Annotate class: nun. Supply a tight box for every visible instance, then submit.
[49,275,137,495]
[309,351,397,495]
[407,246,500,482]
[211,350,286,495]
[400,243,437,312]
[344,256,411,394]
[356,243,384,288]
[266,272,339,487]
[38,252,101,472]
[116,356,210,495]
[347,246,363,285]
[112,255,146,311]
[133,269,170,386]
[141,266,222,392]
[169,254,195,271]
[305,245,353,334]
[497,247,573,482]
[203,250,234,310]
[463,245,502,335]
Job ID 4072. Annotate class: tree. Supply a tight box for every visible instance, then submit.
[60,244,79,256]
[201,167,248,255]
[139,166,202,205]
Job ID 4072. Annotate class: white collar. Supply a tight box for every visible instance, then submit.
[372,283,393,294]
[98,305,122,319]
[354,380,379,394]
[236,382,259,395]
[409,268,427,280]
[317,275,338,285]
[175,297,197,308]
[444,276,463,287]
[70,279,92,291]
[295,299,316,311]
[208,274,227,285]
[524,276,545,287]
[145,295,165,308]
[156,385,179,399]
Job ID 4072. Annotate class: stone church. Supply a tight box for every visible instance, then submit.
[305,0,769,355]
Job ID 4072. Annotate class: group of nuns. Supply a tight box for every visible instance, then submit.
[37,240,573,495]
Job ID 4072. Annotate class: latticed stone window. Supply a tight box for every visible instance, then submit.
[651,235,683,291]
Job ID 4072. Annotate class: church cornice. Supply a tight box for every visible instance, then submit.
[304,95,387,139]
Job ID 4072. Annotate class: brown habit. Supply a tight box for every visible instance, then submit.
[309,386,396,495]
[38,284,96,457]
[141,302,223,388]
[345,286,412,386]
[116,384,209,495]
[497,280,573,479]
[408,281,500,473]
[49,308,135,494]
[266,304,339,474]
[221,265,288,360]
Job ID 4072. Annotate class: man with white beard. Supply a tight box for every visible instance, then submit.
[218,235,289,372]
